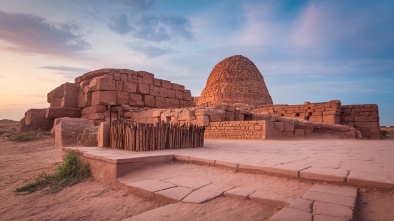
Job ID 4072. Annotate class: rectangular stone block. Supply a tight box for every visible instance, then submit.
[137,71,154,79]
[175,90,183,99]
[77,93,91,108]
[52,84,65,98]
[117,92,129,104]
[166,89,176,98]
[355,115,378,122]
[129,93,144,107]
[123,82,137,93]
[309,115,323,122]
[161,80,172,89]
[294,128,305,136]
[274,122,285,131]
[172,83,185,91]
[115,81,123,91]
[355,121,378,128]
[144,95,155,107]
[46,107,81,119]
[165,98,179,108]
[183,90,192,101]
[155,97,166,108]
[179,100,189,108]
[284,121,294,132]
[61,96,78,108]
[50,98,62,107]
[137,83,150,94]
[92,77,115,91]
[91,91,116,105]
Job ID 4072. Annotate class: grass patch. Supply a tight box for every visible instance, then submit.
[15,150,90,193]
[9,132,37,142]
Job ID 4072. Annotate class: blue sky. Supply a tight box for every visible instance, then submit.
[0,0,393,125]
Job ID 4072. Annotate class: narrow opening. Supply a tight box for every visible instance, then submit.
[166,116,171,122]
[244,114,253,121]
[295,113,300,117]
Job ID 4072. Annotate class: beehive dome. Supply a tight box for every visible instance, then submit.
[197,55,273,106]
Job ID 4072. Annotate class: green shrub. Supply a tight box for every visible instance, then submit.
[381,130,389,137]
[15,150,90,193]
[10,132,37,142]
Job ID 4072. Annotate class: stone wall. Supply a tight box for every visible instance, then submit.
[205,121,266,139]
[340,104,380,139]
[75,69,194,125]
[205,117,359,140]
[256,100,341,124]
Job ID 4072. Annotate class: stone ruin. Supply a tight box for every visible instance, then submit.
[197,55,272,106]
[20,55,381,147]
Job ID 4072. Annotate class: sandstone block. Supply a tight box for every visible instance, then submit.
[234,114,244,121]
[54,117,95,148]
[161,80,172,89]
[175,90,183,99]
[117,92,129,104]
[123,82,137,93]
[137,83,150,94]
[91,91,116,105]
[91,77,115,91]
[179,100,189,108]
[309,115,323,123]
[129,93,144,107]
[81,105,107,115]
[355,121,378,128]
[137,71,154,79]
[23,108,54,131]
[153,78,162,86]
[61,96,78,108]
[142,76,153,85]
[294,128,305,136]
[77,93,92,108]
[88,113,105,120]
[155,97,166,108]
[166,89,176,98]
[144,95,155,107]
[52,84,65,98]
[46,107,81,119]
[50,98,62,107]
[166,98,179,108]
[115,81,123,91]
[172,83,185,91]
[274,122,285,131]
[284,121,294,132]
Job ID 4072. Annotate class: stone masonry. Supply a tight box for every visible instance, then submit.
[197,55,273,106]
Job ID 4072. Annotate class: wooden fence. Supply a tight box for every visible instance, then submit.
[110,120,205,151]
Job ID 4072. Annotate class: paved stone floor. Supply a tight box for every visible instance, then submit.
[72,139,394,189]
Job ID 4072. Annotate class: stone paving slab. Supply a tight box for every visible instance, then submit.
[154,186,193,203]
[271,184,358,221]
[182,189,222,204]
[198,183,235,194]
[300,167,348,182]
[313,201,353,220]
[268,207,312,221]
[163,176,211,190]
[288,198,313,213]
[126,179,176,192]
[223,187,256,199]
[65,139,394,189]
[249,190,289,208]
[302,191,356,208]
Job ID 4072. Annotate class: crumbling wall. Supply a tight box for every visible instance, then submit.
[75,69,194,125]
[205,121,266,139]
[340,104,380,139]
[256,100,341,124]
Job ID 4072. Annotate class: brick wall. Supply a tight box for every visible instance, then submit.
[256,100,341,124]
[205,121,266,139]
[340,104,380,139]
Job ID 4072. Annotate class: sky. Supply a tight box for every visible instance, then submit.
[0,0,393,126]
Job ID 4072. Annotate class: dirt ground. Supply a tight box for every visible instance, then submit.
[1,137,394,220]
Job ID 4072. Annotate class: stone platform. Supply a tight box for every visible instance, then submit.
[66,139,394,189]
[64,139,394,221]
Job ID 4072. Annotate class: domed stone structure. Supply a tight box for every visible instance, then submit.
[197,55,273,106]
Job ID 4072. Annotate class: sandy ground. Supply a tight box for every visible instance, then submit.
[1,136,394,220]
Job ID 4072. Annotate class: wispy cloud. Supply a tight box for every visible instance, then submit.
[39,66,90,73]
[0,10,90,56]
[127,43,177,57]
